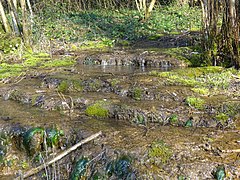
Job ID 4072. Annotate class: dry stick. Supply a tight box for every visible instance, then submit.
[221,149,240,153]
[16,131,102,179]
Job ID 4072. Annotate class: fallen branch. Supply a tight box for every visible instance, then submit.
[16,131,102,179]
[221,149,240,153]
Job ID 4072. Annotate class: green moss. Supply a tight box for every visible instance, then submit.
[0,63,23,78]
[162,47,192,65]
[148,33,165,40]
[148,140,173,164]
[85,101,109,118]
[41,58,75,67]
[116,39,130,46]
[0,52,76,80]
[185,96,205,110]
[215,113,229,124]
[58,80,69,93]
[76,39,114,50]
[132,87,142,101]
[150,67,233,91]
[110,78,120,87]
[191,87,209,95]
[169,114,178,125]
[21,161,29,169]
[72,80,83,92]
[22,52,75,68]
[23,53,51,67]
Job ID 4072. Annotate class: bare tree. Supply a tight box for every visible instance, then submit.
[0,0,11,33]
[20,0,30,45]
[135,0,157,21]
[7,0,21,35]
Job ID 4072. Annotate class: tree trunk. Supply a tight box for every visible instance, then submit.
[7,0,20,36]
[145,0,156,20]
[200,0,239,68]
[0,0,11,33]
[20,0,30,46]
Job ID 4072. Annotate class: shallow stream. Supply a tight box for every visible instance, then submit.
[0,51,239,179]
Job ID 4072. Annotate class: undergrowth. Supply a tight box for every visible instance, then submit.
[32,5,201,50]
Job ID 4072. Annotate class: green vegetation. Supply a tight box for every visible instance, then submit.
[32,6,201,51]
[0,63,23,79]
[215,113,229,125]
[213,102,240,125]
[185,96,205,110]
[0,53,75,79]
[57,79,83,93]
[85,101,109,118]
[58,80,69,93]
[106,155,133,179]
[185,119,193,127]
[23,127,45,156]
[46,128,64,148]
[168,114,178,125]
[148,140,173,164]
[0,34,21,54]
[109,78,120,87]
[150,67,236,95]
[132,87,142,101]
[70,157,89,180]
[214,166,226,180]
[23,127,64,156]
[133,114,146,125]
[89,79,102,91]
[191,87,209,96]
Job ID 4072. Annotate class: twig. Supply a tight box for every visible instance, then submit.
[15,131,102,179]
[221,149,240,153]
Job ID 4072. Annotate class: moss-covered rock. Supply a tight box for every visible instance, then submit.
[23,127,45,156]
[85,101,109,118]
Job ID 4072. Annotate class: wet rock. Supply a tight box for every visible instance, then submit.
[78,50,188,68]
[23,127,44,156]
[42,77,61,89]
